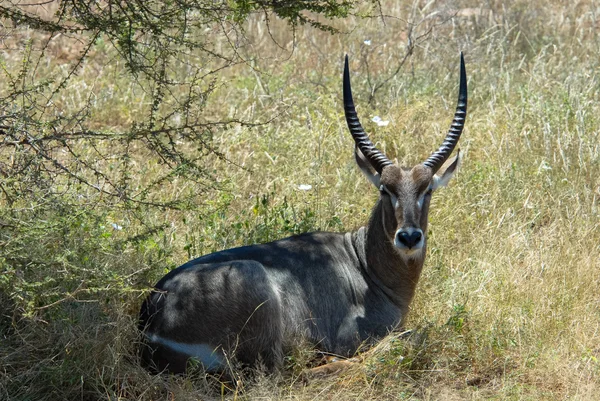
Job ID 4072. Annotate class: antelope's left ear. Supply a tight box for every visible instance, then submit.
[431,150,461,191]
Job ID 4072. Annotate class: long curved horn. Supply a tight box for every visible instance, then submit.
[344,55,392,173]
[423,52,467,173]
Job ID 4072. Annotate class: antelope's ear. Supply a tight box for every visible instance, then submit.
[355,147,380,188]
[431,150,461,191]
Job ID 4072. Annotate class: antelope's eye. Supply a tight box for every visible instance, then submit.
[417,187,432,209]
[379,185,398,207]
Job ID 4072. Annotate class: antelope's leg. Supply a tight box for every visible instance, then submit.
[304,356,359,377]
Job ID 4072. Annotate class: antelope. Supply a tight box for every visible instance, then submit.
[139,53,467,374]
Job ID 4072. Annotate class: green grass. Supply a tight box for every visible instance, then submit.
[1,1,600,400]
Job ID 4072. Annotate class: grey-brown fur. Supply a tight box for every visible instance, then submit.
[138,54,467,374]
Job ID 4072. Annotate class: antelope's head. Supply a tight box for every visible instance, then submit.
[344,54,467,258]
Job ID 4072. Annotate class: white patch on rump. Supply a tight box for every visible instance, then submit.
[146,333,225,371]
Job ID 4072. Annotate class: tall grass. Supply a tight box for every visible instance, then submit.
[1,1,599,399]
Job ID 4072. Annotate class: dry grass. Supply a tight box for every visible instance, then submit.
[1,0,600,400]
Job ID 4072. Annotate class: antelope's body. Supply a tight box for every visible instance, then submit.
[139,54,468,374]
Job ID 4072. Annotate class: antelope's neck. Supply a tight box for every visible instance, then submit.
[352,200,426,312]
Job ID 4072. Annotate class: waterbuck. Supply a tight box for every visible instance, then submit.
[139,54,467,374]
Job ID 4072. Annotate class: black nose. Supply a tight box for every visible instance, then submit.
[396,230,422,248]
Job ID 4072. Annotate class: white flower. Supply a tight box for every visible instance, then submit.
[298,184,312,191]
[372,116,390,127]
[539,161,552,171]
[111,223,123,230]
[364,40,372,46]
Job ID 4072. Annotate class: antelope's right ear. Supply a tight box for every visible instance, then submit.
[355,147,381,188]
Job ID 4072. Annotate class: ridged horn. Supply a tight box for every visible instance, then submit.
[423,52,468,173]
[343,55,393,173]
